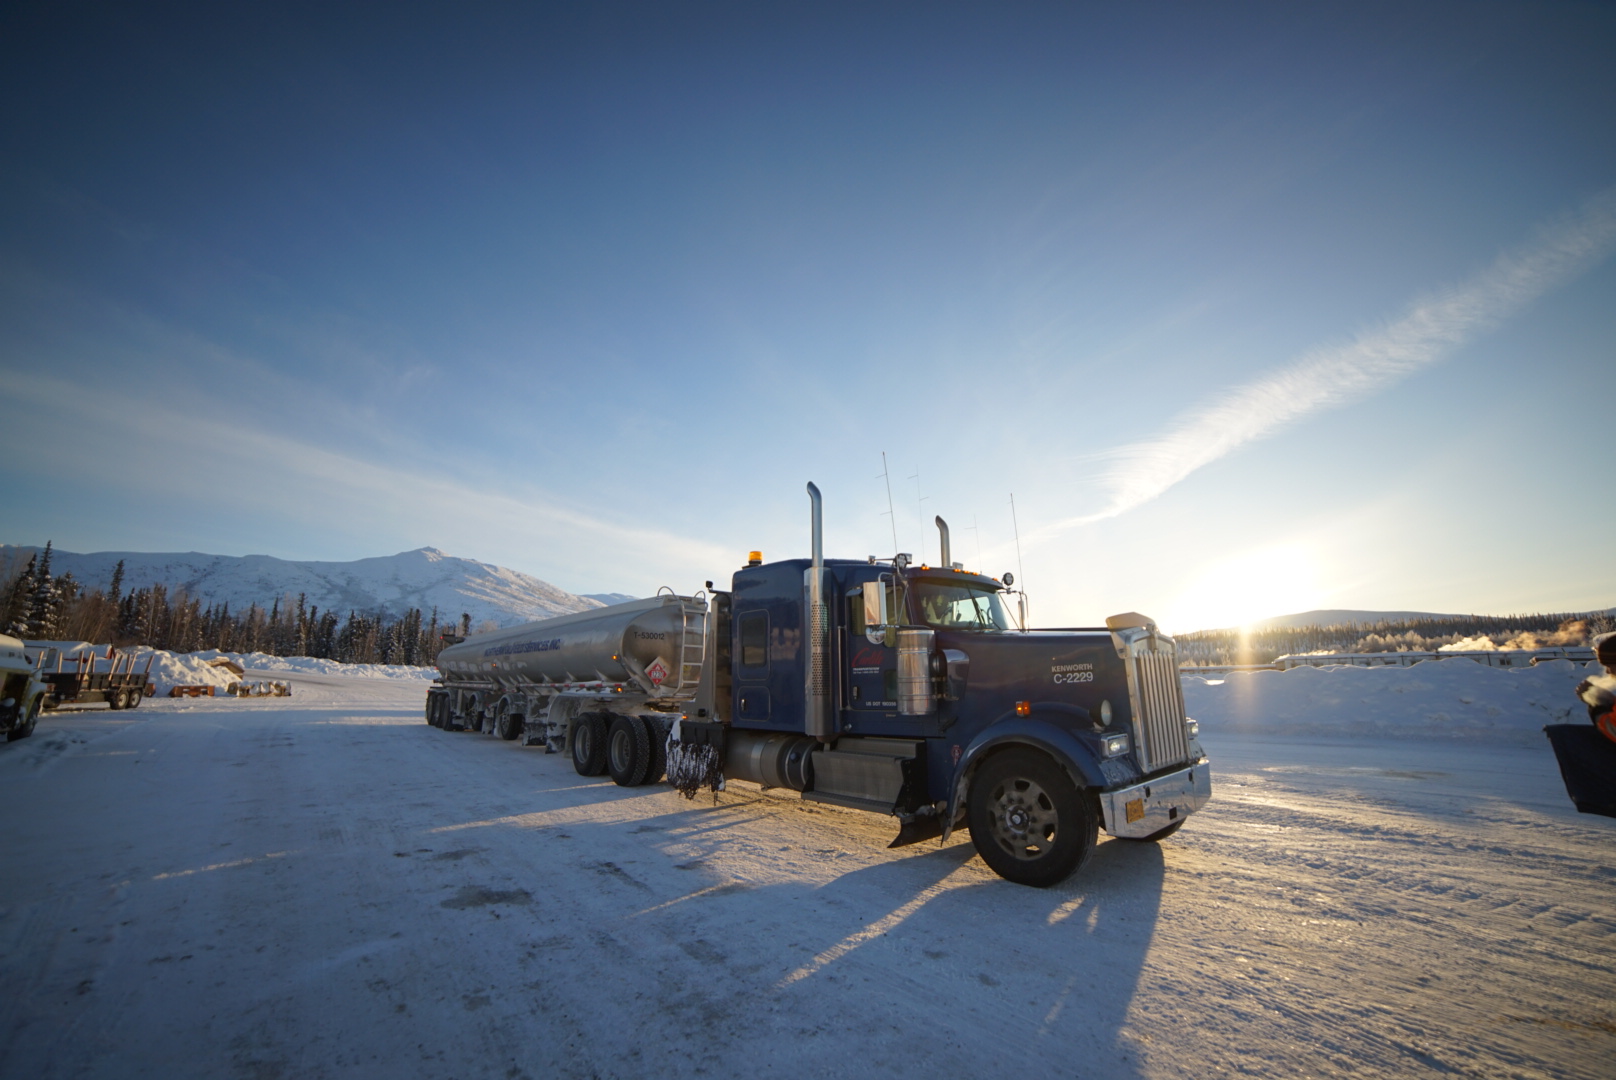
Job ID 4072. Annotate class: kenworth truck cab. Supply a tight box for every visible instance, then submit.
[666,483,1209,887]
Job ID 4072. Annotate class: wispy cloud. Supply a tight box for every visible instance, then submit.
[1058,185,1616,529]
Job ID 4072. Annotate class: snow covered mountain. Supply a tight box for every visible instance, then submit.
[0,545,613,629]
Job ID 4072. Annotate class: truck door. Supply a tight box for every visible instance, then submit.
[842,579,901,731]
[733,609,771,722]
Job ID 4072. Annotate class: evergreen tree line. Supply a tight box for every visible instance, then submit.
[1176,611,1615,667]
[1,544,468,666]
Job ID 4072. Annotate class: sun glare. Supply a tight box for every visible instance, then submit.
[1160,545,1324,633]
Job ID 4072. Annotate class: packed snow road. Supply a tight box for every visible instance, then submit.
[1,673,1612,1080]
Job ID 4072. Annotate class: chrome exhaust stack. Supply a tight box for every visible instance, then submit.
[804,483,833,741]
[935,515,952,568]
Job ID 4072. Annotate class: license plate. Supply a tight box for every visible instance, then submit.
[1125,798,1144,823]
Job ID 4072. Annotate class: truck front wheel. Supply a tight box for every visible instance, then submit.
[967,749,1097,887]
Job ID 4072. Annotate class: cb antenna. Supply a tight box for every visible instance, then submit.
[1010,492,1028,631]
[878,451,899,553]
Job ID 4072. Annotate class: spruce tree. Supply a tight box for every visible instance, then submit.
[3,554,37,637]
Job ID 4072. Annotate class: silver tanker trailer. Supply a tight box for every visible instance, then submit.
[426,591,711,785]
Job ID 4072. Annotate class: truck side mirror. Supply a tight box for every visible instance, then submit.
[863,583,889,644]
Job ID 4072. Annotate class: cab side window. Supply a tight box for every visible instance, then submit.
[738,612,768,670]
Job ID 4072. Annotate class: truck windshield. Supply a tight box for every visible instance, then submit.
[912,582,1014,632]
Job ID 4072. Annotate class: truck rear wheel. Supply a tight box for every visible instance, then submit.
[572,714,608,776]
[108,690,124,711]
[640,717,666,784]
[967,749,1096,888]
[607,714,651,787]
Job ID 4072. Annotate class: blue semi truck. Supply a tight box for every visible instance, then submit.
[429,483,1210,887]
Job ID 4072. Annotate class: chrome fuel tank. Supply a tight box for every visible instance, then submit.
[435,594,704,693]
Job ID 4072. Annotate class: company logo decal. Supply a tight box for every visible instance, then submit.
[483,637,563,658]
[1051,661,1094,684]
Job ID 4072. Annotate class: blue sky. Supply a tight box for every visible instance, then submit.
[2,1,1613,631]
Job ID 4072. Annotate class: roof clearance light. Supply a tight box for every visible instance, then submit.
[1015,701,1031,717]
[748,551,763,566]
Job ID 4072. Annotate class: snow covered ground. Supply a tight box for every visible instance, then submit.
[0,663,1612,1079]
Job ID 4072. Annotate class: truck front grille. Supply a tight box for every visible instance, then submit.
[1126,642,1190,773]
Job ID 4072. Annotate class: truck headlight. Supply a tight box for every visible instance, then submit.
[1185,718,1199,738]
[1102,733,1130,758]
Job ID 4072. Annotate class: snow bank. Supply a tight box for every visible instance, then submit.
[1183,657,1597,742]
[188,650,436,682]
[26,641,435,695]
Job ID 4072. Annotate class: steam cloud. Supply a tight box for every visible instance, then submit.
[1068,185,1616,526]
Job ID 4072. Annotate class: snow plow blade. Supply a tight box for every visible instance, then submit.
[1543,725,1616,819]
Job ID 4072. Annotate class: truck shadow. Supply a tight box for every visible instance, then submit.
[757,836,1166,1076]
[536,802,1169,1078]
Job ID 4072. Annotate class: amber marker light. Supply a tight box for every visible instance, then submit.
[748,551,763,566]
[1015,701,1031,716]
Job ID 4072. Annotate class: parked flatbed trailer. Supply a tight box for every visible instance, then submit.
[36,648,154,711]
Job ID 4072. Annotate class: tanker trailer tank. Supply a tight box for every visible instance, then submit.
[425,593,708,755]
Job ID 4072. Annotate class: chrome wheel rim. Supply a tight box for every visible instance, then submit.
[987,776,1058,860]
[609,728,632,774]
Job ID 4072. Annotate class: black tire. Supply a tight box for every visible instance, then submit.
[607,714,651,787]
[127,689,141,709]
[1118,819,1184,843]
[498,711,523,741]
[572,714,608,776]
[107,691,123,711]
[639,716,667,785]
[7,701,39,742]
[967,749,1097,888]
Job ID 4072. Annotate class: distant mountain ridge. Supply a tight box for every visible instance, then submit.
[1245,609,1463,631]
[0,545,616,629]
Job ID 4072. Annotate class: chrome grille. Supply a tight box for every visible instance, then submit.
[1124,636,1190,773]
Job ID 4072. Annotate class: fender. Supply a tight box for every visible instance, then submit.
[940,706,1105,842]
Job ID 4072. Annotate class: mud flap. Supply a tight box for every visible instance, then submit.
[1543,724,1616,819]
[888,814,943,848]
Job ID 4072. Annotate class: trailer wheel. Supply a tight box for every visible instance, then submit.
[108,690,123,711]
[639,717,667,785]
[127,689,141,709]
[498,711,523,741]
[572,714,608,776]
[607,714,651,787]
[967,749,1096,888]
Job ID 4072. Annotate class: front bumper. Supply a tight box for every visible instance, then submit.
[1099,760,1211,838]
